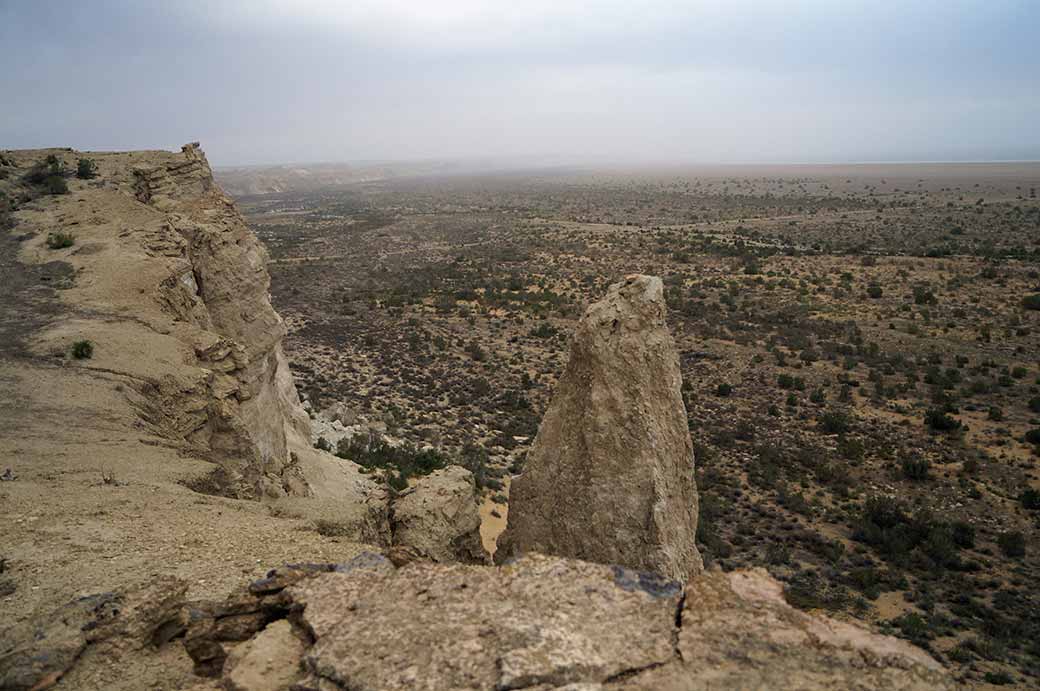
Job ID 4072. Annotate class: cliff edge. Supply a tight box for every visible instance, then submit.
[0,145,387,682]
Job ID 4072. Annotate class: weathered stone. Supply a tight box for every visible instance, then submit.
[223,620,305,691]
[498,274,702,582]
[0,577,187,690]
[390,466,487,563]
[183,553,394,677]
[196,554,951,691]
[290,554,681,691]
[613,568,952,690]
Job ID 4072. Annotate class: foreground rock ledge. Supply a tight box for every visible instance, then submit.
[189,553,948,690]
[2,555,951,690]
[497,274,702,582]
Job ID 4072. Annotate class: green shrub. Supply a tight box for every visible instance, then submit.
[890,612,933,645]
[1024,428,1040,445]
[867,283,883,299]
[997,531,1025,558]
[766,542,791,565]
[335,432,447,485]
[1022,294,1040,311]
[924,408,961,432]
[46,175,68,194]
[715,383,733,396]
[460,443,489,489]
[76,158,97,179]
[983,671,1014,686]
[913,286,937,305]
[777,374,806,390]
[1020,488,1040,511]
[901,457,930,481]
[951,521,975,548]
[71,340,93,359]
[464,341,487,361]
[838,436,865,462]
[818,409,851,435]
[46,232,75,249]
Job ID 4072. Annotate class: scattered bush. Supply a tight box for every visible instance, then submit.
[818,409,851,435]
[1022,294,1040,311]
[901,457,930,481]
[336,432,447,486]
[838,436,865,462]
[924,408,961,432]
[777,374,806,390]
[26,155,68,195]
[459,443,489,489]
[1020,488,1040,511]
[715,383,733,396]
[983,671,1014,686]
[46,175,68,195]
[71,340,93,359]
[46,232,75,249]
[76,158,97,179]
[997,531,1025,558]
[951,521,975,549]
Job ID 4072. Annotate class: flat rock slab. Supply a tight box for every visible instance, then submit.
[291,554,681,690]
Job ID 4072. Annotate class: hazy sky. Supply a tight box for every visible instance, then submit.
[2,1,1038,165]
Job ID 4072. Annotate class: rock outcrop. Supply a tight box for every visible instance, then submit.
[3,553,952,691]
[128,143,314,498]
[0,143,388,515]
[497,275,701,582]
[177,553,949,690]
[0,577,187,690]
[390,466,487,563]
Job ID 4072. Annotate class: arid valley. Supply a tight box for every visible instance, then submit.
[235,160,1040,684]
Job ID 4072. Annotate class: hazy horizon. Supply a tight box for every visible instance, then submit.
[2,1,1038,167]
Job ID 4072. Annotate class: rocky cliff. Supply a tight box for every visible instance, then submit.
[0,143,384,503]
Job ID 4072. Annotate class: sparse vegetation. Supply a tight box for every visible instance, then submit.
[71,340,93,359]
[46,232,75,249]
[76,158,97,179]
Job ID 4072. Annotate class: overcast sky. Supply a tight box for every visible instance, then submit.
[1,1,1038,166]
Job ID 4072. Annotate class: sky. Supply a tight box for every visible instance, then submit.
[1,0,1038,166]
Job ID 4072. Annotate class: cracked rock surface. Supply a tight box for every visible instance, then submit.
[181,553,951,691]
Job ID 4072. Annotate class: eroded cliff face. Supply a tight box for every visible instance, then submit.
[127,143,311,498]
[0,143,381,506]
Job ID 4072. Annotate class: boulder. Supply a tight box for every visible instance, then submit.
[497,275,701,582]
[390,466,487,563]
